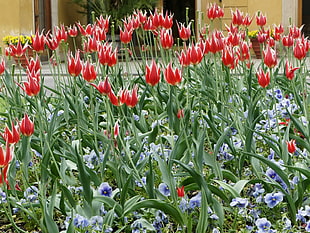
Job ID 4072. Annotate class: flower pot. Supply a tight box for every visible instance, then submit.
[14,48,34,68]
[251,38,262,59]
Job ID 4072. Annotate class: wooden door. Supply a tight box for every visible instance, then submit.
[34,0,52,32]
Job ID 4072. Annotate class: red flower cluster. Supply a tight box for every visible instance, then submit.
[0,114,34,188]
[91,77,139,108]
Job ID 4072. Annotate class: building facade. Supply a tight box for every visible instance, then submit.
[0,0,307,51]
[0,0,86,50]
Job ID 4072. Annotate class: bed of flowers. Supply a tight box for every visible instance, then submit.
[0,4,309,233]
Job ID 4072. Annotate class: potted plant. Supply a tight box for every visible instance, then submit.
[248,30,261,58]
[2,35,34,68]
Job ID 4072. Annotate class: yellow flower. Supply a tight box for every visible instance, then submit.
[248,29,274,39]
[248,30,259,39]
[2,35,32,46]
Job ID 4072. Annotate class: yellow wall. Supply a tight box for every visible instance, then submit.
[0,0,33,51]
[248,0,282,30]
[199,0,282,31]
[58,0,87,26]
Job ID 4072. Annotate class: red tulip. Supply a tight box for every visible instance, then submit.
[198,39,208,55]
[222,45,238,69]
[96,15,110,33]
[126,85,139,108]
[178,50,191,67]
[114,121,119,138]
[282,35,294,47]
[82,61,97,82]
[20,114,34,136]
[107,48,117,67]
[90,76,111,95]
[225,24,239,34]
[207,3,224,20]
[266,38,275,47]
[143,17,156,31]
[188,43,204,65]
[256,12,267,27]
[17,76,40,96]
[1,122,20,144]
[98,43,117,67]
[227,32,240,46]
[0,59,5,75]
[145,60,160,86]
[177,109,184,119]
[162,12,173,29]
[9,40,28,57]
[257,31,268,44]
[0,143,13,168]
[83,36,98,53]
[55,24,68,43]
[239,41,250,61]
[45,34,60,50]
[286,139,296,153]
[242,14,253,27]
[67,51,82,77]
[176,186,185,197]
[32,31,45,53]
[164,63,182,85]
[285,61,299,80]
[77,22,93,37]
[26,55,41,73]
[293,41,307,60]
[208,32,223,54]
[177,22,191,41]
[123,17,134,31]
[107,90,119,106]
[275,24,284,35]
[120,27,133,44]
[263,46,277,68]
[151,10,164,28]
[94,27,106,41]
[289,26,302,39]
[68,25,78,37]
[136,10,147,25]
[160,29,174,49]
[256,68,270,88]
[119,85,139,108]
[231,9,244,26]
[274,24,284,41]
[0,142,13,187]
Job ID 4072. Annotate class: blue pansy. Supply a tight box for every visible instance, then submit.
[264,192,283,208]
[189,192,201,209]
[90,215,103,231]
[73,214,89,229]
[230,197,249,208]
[98,182,113,197]
[158,183,170,196]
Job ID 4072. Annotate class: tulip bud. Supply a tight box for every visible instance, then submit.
[176,186,185,197]
[20,114,35,136]
[114,121,119,138]
[0,59,5,75]
[177,109,184,119]
[286,139,296,154]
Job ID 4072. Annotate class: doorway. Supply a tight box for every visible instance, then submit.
[163,0,195,39]
[34,0,52,32]
[302,0,310,37]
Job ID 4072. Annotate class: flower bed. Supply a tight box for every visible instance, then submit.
[0,5,309,233]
